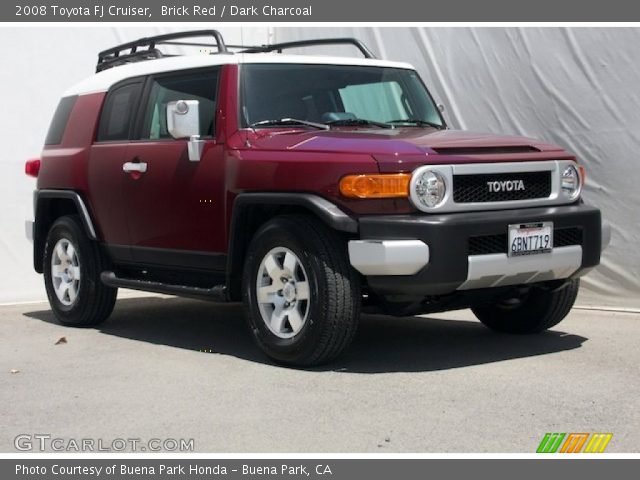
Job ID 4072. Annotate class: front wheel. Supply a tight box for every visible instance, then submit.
[242,215,361,366]
[471,279,580,334]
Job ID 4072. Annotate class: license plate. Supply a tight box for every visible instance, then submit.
[508,222,553,257]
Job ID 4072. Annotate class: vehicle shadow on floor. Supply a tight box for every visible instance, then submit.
[24,296,587,374]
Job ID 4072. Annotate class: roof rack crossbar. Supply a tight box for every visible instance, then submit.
[96,30,228,72]
[159,41,224,48]
[225,44,263,50]
[240,38,377,59]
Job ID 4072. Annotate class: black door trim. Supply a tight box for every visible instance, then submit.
[106,244,227,272]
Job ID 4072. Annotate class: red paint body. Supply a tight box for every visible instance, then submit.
[38,64,576,255]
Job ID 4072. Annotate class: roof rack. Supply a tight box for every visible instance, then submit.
[96,30,228,72]
[96,32,377,73]
[240,38,376,59]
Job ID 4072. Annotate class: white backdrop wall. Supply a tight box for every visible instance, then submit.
[1,27,638,309]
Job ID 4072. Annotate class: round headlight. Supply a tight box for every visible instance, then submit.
[414,170,446,208]
[561,164,581,201]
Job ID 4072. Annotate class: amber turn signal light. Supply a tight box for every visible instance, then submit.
[579,165,586,185]
[339,173,411,198]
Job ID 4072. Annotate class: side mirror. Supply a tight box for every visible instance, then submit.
[166,100,205,162]
[438,104,445,113]
[167,100,199,138]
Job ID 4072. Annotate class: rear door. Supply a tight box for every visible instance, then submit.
[122,68,226,270]
[88,79,143,257]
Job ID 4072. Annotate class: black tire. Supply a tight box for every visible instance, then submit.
[43,215,117,327]
[471,279,580,334]
[242,214,361,366]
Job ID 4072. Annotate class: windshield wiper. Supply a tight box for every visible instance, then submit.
[325,118,394,129]
[387,119,445,129]
[250,118,329,130]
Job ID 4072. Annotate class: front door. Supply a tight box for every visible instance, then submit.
[122,68,226,271]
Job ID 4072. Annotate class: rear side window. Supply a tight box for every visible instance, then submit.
[45,96,77,145]
[141,69,219,140]
[97,82,142,142]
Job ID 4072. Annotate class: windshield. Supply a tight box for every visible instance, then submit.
[240,64,445,129]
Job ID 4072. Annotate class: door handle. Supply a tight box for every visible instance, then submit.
[122,162,147,173]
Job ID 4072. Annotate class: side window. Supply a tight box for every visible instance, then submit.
[141,69,219,140]
[97,82,141,142]
[45,96,77,145]
[339,81,409,122]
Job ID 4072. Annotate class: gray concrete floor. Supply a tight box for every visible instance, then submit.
[1,295,638,453]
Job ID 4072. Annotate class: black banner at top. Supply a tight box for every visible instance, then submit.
[4,0,640,22]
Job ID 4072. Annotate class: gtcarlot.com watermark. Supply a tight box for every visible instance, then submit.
[14,434,194,452]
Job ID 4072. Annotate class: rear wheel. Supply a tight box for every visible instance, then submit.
[43,215,117,326]
[471,279,580,334]
[242,214,361,366]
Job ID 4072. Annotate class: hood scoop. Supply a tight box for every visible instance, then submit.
[432,145,540,155]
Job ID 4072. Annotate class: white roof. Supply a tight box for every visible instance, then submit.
[64,54,416,97]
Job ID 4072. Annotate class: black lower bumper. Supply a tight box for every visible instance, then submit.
[357,204,602,296]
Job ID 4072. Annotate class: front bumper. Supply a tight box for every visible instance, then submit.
[25,220,33,242]
[348,204,604,296]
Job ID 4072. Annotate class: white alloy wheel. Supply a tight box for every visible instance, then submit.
[50,237,81,306]
[256,247,311,339]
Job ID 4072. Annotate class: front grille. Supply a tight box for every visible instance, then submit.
[554,227,583,248]
[469,234,507,255]
[468,227,583,255]
[453,171,552,203]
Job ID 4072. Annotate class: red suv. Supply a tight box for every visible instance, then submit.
[26,31,609,366]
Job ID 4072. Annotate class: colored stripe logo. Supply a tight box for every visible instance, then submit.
[537,433,565,453]
[584,433,613,453]
[537,433,612,453]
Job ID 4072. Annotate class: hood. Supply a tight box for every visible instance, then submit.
[247,128,572,171]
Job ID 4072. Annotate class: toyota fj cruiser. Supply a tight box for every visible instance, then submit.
[26,31,609,366]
